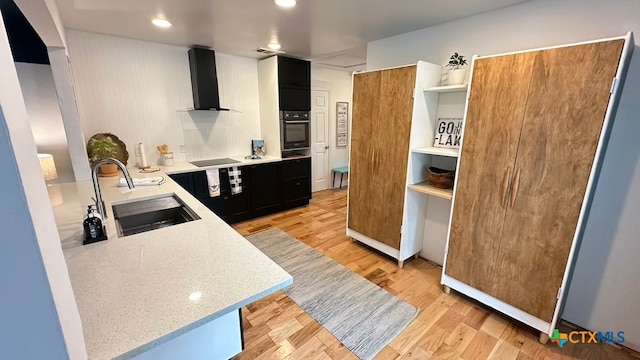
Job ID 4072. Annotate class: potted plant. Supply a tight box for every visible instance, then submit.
[87,133,129,176]
[446,52,468,85]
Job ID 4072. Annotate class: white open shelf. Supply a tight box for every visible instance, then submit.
[412,147,459,157]
[424,84,468,93]
[408,181,453,200]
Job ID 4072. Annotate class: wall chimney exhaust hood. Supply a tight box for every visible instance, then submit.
[188,47,229,111]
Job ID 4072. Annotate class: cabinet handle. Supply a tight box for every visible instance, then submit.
[501,166,512,208]
[296,182,300,186]
[510,167,521,208]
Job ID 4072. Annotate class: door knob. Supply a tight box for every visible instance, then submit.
[324,146,329,149]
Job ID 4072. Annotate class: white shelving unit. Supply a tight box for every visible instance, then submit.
[407,181,453,200]
[424,84,469,93]
[402,75,469,266]
[412,147,459,157]
[348,61,469,268]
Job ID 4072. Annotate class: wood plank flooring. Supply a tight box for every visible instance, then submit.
[233,189,639,360]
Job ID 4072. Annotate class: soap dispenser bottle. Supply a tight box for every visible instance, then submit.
[83,205,107,244]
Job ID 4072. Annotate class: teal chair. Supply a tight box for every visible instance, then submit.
[332,166,349,189]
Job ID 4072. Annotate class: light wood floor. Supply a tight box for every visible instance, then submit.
[233,189,639,360]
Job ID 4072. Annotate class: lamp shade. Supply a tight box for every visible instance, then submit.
[38,153,58,181]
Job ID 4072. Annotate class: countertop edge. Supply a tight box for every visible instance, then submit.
[116,277,293,359]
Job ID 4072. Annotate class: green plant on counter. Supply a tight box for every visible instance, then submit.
[446,53,467,70]
[88,137,117,162]
[86,133,129,165]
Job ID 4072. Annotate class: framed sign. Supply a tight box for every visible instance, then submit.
[336,102,349,148]
[433,118,463,149]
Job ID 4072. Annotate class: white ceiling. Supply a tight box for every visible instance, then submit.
[56,0,530,70]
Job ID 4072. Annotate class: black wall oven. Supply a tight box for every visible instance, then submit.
[281,111,310,150]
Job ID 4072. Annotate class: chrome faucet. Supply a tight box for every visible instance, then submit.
[91,158,135,219]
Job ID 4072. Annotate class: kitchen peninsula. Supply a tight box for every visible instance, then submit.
[52,157,292,359]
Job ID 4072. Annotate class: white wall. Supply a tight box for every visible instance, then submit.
[16,62,74,183]
[311,66,352,187]
[367,0,640,350]
[65,30,262,165]
[0,9,85,360]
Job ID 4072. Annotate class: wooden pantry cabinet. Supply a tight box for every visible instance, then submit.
[442,33,634,342]
[348,61,449,267]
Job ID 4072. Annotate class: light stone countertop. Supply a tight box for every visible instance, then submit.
[162,155,281,174]
[51,161,293,359]
[161,154,310,175]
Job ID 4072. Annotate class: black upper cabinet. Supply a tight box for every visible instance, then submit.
[278,57,311,111]
[248,162,282,217]
[278,57,310,88]
[279,87,311,111]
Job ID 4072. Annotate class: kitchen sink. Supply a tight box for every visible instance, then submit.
[112,194,200,237]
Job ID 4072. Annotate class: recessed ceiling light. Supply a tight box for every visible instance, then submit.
[267,42,282,50]
[275,0,296,8]
[151,18,172,28]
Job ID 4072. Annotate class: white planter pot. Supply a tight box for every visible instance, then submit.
[448,69,467,85]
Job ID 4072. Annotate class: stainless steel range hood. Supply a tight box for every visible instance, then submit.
[188,47,229,111]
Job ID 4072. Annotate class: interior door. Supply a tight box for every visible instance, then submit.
[311,90,330,192]
[445,53,536,289]
[492,40,624,321]
[348,66,415,250]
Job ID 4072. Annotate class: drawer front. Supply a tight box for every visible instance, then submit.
[282,157,311,180]
[282,177,311,203]
[200,196,229,216]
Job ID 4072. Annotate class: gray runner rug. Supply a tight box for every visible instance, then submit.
[246,228,418,360]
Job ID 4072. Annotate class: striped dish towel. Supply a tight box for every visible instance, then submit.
[229,167,242,194]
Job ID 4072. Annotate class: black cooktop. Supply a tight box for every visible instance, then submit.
[189,158,241,167]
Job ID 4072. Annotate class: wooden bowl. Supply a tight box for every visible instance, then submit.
[427,167,455,189]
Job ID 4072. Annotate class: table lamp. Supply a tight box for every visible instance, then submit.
[38,153,58,181]
[38,153,63,206]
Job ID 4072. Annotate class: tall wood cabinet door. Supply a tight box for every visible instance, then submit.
[348,66,416,250]
[445,54,536,289]
[493,40,624,321]
[349,71,381,241]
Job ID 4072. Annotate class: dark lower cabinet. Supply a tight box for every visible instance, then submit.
[171,168,250,225]
[201,192,251,224]
[247,162,282,218]
[281,157,311,210]
[170,158,310,224]
[192,171,210,199]
[168,173,195,195]
[282,178,311,206]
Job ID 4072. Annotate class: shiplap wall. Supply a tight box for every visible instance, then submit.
[66,30,261,165]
